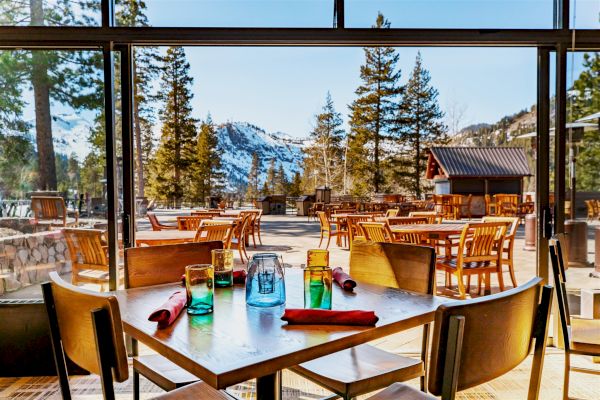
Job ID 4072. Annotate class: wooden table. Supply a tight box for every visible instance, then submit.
[134,230,196,246]
[389,223,466,241]
[115,269,445,399]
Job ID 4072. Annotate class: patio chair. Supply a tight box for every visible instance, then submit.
[41,273,231,400]
[316,211,343,249]
[435,222,508,299]
[409,211,441,224]
[124,242,222,398]
[242,210,260,248]
[387,217,428,244]
[482,216,519,288]
[147,212,177,231]
[231,213,251,263]
[176,215,212,231]
[385,208,399,218]
[459,194,473,220]
[585,200,597,221]
[30,196,78,229]
[358,221,394,243]
[367,278,552,400]
[550,235,600,400]
[254,209,264,245]
[291,242,436,398]
[484,194,496,216]
[194,220,234,249]
[346,214,372,250]
[63,228,124,291]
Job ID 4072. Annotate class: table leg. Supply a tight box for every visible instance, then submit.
[256,371,282,400]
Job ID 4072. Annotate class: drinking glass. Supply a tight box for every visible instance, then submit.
[304,266,333,310]
[185,264,214,315]
[212,249,234,287]
[246,253,286,307]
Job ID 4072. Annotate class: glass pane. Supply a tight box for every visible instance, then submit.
[571,0,600,29]
[0,0,101,26]
[347,0,554,29]
[116,0,333,27]
[0,49,112,299]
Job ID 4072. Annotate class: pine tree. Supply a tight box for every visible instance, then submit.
[304,92,346,191]
[275,164,288,194]
[266,158,277,194]
[0,0,104,190]
[395,53,447,198]
[246,152,261,201]
[289,171,303,197]
[348,13,402,195]
[189,114,224,203]
[260,180,270,196]
[148,47,197,207]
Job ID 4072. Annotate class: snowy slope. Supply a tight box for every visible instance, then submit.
[216,122,307,191]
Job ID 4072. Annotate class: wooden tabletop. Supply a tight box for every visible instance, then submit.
[135,230,196,246]
[389,223,466,240]
[115,269,445,390]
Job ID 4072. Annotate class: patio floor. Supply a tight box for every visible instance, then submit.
[1,213,599,399]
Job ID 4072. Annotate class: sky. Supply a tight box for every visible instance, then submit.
[21,0,600,139]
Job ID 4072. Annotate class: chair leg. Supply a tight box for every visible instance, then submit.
[508,260,517,288]
[484,272,491,294]
[257,224,263,245]
[133,370,140,400]
[466,275,472,293]
[319,231,324,247]
[456,272,466,299]
[563,352,570,400]
[326,233,332,250]
[497,266,505,292]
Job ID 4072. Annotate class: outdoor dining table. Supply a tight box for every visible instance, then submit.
[388,222,466,240]
[114,269,446,400]
[134,230,196,246]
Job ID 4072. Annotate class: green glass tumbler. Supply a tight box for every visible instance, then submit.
[185,264,214,315]
[304,266,332,310]
[212,249,234,288]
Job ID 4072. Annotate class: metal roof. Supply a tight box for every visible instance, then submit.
[428,147,532,178]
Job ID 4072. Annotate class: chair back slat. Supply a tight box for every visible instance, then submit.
[349,241,435,294]
[31,196,67,225]
[409,211,440,224]
[550,234,572,348]
[428,277,549,396]
[124,241,223,288]
[177,215,213,231]
[457,222,507,264]
[63,228,108,268]
[44,272,128,382]
[195,221,234,247]
[358,222,393,243]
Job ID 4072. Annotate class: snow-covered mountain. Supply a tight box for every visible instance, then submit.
[21,114,307,192]
[216,122,307,191]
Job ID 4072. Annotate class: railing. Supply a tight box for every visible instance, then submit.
[0,200,32,218]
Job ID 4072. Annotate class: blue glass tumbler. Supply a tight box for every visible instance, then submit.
[245,253,286,307]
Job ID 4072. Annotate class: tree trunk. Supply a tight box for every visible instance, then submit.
[30,0,57,191]
[133,57,145,198]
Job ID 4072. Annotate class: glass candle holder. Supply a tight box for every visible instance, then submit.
[212,249,234,288]
[185,264,214,315]
[307,249,329,268]
[304,266,332,310]
[246,253,286,307]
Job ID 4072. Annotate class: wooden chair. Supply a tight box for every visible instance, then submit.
[482,216,519,288]
[387,217,428,244]
[124,242,223,398]
[195,221,234,249]
[367,277,552,400]
[30,196,78,229]
[459,194,472,220]
[63,228,124,290]
[291,242,436,399]
[550,235,600,400]
[147,212,177,231]
[42,272,231,400]
[244,210,260,248]
[176,215,212,231]
[484,194,496,216]
[316,211,343,249]
[435,222,508,299]
[409,211,441,224]
[231,214,251,263]
[346,215,372,250]
[585,200,597,221]
[495,194,518,217]
[385,208,399,218]
[358,221,394,243]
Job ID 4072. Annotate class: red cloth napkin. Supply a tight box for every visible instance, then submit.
[148,291,187,328]
[281,309,379,326]
[332,267,356,291]
[181,269,246,285]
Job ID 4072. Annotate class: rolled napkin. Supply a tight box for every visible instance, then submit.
[332,267,357,291]
[281,309,379,326]
[148,291,187,329]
